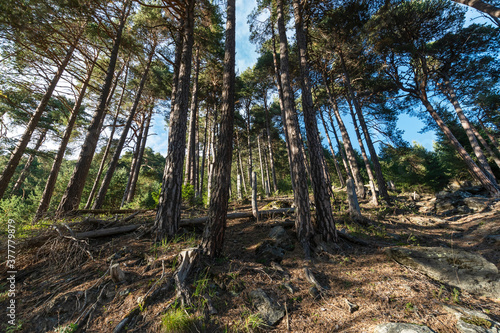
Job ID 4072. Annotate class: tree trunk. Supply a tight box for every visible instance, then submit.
[263,94,278,193]
[84,61,129,209]
[339,51,389,203]
[451,0,500,20]
[262,139,272,195]
[442,78,497,183]
[347,99,378,206]
[154,1,195,239]
[257,134,268,196]
[245,102,254,189]
[478,118,500,152]
[121,115,144,207]
[328,107,351,181]
[277,0,313,253]
[11,128,48,194]
[235,130,247,194]
[319,108,345,187]
[184,47,200,188]
[198,108,210,198]
[292,0,336,241]
[421,95,500,196]
[200,0,235,257]
[323,74,365,198]
[271,25,294,189]
[470,123,500,169]
[56,3,130,214]
[93,44,156,209]
[0,43,76,199]
[124,106,153,205]
[34,56,96,222]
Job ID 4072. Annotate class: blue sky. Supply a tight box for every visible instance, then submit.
[147,3,491,157]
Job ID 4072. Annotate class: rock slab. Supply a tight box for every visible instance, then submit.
[444,305,500,333]
[385,247,500,299]
[249,289,285,326]
[373,323,435,333]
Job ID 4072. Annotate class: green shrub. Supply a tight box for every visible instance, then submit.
[161,308,196,333]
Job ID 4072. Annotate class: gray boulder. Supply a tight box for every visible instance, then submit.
[249,289,285,326]
[463,197,489,212]
[373,323,435,333]
[385,247,500,299]
[444,305,500,333]
[269,226,294,251]
[256,240,285,264]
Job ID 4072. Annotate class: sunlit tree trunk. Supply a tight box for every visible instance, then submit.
[200,0,235,257]
[235,130,247,194]
[327,107,351,182]
[93,44,156,209]
[57,3,130,214]
[263,93,278,193]
[184,47,200,188]
[347,99,378,206]
[84,61,129,209]
[442,77,497,183]
[0,43,76,199]
[292,0,336,241]
[34,56,96,222]
[257,134,268,196]
[323,73,365,198]
[470,124,500,169]
[339,51,389,202]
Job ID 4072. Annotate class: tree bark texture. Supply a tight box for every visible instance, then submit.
[277,0,313,251]
[292,0,336,241]
[470,123,500,169]
[155,1,195,239]
[201,0,236,257]
[0,43,76,200]
[263,94,278,193]
[184,47,200,188]
[56,4,130,214]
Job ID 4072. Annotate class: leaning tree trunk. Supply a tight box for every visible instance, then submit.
[245,102,254,189]
[478,118,500,151]
[421,94,500,196]
[292,0,336,242]
[470,123,500,169]
[200,0,235,257]
[85,61,129,209]
[56,3,130,215]
[92,44,156,209]
[340,52,389,203]
[319,108,345,187]
[277,0,314,254]
[347,99,378,206]
[123,106,153,205]
[34,56,96,222]
[184,47,200,188]
[121,115,145,207]
[0,43,76,199]
[323,74,365,198]
[451,0,500,23]
[235,130,248,194]
[154,1,195,239]
[11,128,48,194]
[328,107,351,181]
[442,77,497,183]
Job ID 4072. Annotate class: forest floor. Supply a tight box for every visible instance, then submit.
[1,193,499,333]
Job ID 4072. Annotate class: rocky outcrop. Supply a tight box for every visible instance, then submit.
[373,323,435,333]
[385,247,500,299]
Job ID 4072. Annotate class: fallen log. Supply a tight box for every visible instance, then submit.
[76,224,142,239]
[179,208,295,227]
[74,208,295,239]
[68,209,151,216]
